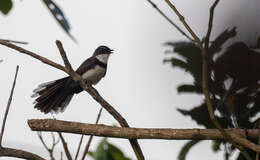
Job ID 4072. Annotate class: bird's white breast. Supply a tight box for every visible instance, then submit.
[96,54,110,64]
[81,65,106,85]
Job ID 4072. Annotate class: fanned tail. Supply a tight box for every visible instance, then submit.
[32,77,74,113]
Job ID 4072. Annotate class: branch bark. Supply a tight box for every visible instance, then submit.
[0,66,19,146]
[0,147,45,160]
[28,119,260,142]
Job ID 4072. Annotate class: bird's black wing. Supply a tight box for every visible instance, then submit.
[76,57,96,75]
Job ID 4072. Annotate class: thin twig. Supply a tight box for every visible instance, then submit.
[51,132,60,151]
[57,132,72,160]
[204,0,220,50]
[60,152,63,160]
[37,132,56,160]
[37,132,49,154]
[0,66,45,160]
[0,66,19,147]
[164,0,201,45]
[164,1,252,159]
[146,0,194,41]
[0,40,66,72]
[0,39,28,45]
[74,135,83,160]
[81,108,103,160]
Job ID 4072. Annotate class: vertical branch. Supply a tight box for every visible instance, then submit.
[164,1,252,159]
[81,107,103,160]
[0,66,19,147]
[58,132,72,160]
[74,135,83,160]
[204,0,220,50]
[75,108,103,160]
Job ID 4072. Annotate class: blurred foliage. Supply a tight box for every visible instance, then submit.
[164,27,260,159]
[1,0,74,41]
[42,0,75,42]
[88,138,131,160]
[178,140,201,160]
[0,0,12,15]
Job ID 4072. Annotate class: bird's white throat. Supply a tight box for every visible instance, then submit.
[96,54,110,64]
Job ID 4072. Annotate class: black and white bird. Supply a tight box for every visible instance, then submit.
[32,46,113,113]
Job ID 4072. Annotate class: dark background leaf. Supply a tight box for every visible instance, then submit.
[42,0,76,42]
[178,140,201,160]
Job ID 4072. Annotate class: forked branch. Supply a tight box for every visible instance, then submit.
[0,39,145,160]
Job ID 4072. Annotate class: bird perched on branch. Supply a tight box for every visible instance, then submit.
[32,46,114,113]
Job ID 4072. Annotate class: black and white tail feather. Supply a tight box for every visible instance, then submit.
[32,77,74,114]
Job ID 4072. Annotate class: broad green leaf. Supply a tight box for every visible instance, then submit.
[88,151,94,158]
[108,143,131,160]
[0,0,12,15]
[88,138,131,160]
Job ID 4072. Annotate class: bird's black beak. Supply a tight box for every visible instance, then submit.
[109,49,114,54]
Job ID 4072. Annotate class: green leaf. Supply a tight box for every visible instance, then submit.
[108,143,131,160]
[0,0,13,15]
[95,139,110,160]
[88,138,131,160]
[178,140,201,160]
[88,151,94,158]
[212,140,221,152]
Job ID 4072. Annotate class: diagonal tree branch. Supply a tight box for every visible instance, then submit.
[0,40,66,72]
[55,41,145,160]
[0,66,45,160]
[0,147,45,160]
[57,132,72,160]
[145,0,194,41]
[0,39,28,45]
[81,107,103,160]
[0,66,19,147]
[0,39,145,160]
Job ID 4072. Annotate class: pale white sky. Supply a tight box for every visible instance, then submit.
[0,0,259,160]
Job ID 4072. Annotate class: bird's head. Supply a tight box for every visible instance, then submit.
[93,46,114,64]
[94,46,113,56]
